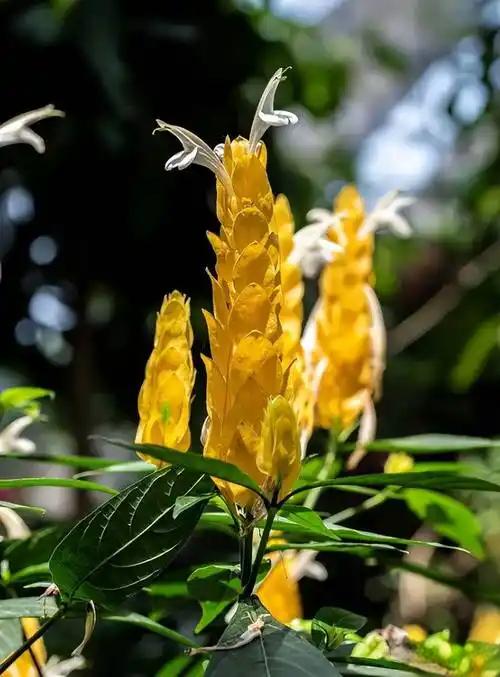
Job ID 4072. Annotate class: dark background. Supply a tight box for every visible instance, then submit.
[1,0,500,674]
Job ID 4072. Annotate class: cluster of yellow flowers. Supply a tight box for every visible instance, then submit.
[135,68,413,621]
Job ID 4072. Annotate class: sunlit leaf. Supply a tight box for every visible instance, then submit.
[206,596,340,676]
[404,489,485,558]
[50,467,211,604]
[0,596,58,619]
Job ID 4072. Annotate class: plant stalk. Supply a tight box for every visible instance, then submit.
[241,506,277,598]
[240,525,254,589]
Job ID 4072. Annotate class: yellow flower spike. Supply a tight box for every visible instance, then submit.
[301,184,412,469]
[155,69,300,512]
[136,291,195,466]
[469,606,500,644]
[4,617,47,677]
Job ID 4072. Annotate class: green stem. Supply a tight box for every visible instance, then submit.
[330,488,393,523]
[303,433,337,510]
[240,526,254,589]
[241,506,277,598]
[0,606,66,674]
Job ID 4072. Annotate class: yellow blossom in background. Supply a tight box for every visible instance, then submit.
[303,185,412,468]
[404,624,428,644]
[136,291,195,466]
[469,606,500,644]
[384,452,414,474]
[258,551,303,624]
[155,69,302,510]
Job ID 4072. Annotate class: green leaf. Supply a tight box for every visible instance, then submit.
[404,489,485,558]
[74,461,153,479]
[0,618,23,661]
[285,471,500,502]
[10,563,51,583]
[278,506,462,552]
[267,541,407,558]
[50,467,210,604]
[0,387,54,416]
[358,434,500,454]
[0,597,58,619]
[104,611,197,648]
[206,596,340,676]
[188,564,241,633]
[0,477,116,495]
[316,608,367,632]
[100,437,266,502]
[2,452,120,471]
[312,608,366,652]
[333,656,443,676]
[0,500,45,515]
[174,494,215,520]
[450,317,499,392]
[4,526,64,575]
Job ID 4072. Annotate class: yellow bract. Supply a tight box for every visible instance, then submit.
[203,138,301,509]
[313,185,376,433]
[384,452,414,474]
[136,291,195,466]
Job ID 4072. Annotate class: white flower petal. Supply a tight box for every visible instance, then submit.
[154,121,232,193]
[0,104,64,154]
[249,67,298,152]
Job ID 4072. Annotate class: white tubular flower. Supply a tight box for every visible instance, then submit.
[248,67,298,153]
[45,655,86,676]
[0,104,64,154]
[0,506,31,539]
[0,415,35,455]
[153,121,233,194]
[359,190,414,239]
[290,211,344,278]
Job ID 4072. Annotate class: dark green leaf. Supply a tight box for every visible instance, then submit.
[404,489,485,558]
[0,597,58,619]
[285,472,500,501]
[356,434,500,454]
[100,437,266,502]
[0,477,116,495]
[312,608,366,652]
[50,467,211,604]
[104,611,197,648]
[0,618,23,661]
[206,596,340,676]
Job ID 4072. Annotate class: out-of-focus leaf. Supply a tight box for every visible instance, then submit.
[2,452,119,471]
[0,387,54,416]
[0,477,116,495]
[0,500,45,515]
[351,435,500,454]
[0,597,58,619]
[74,460,153,478]
[286,471,500,501]
[4,526,64,574]
[312,607,367,651]
[205,596,340,676]
[450,317,499,392]
[50,467,210,604]
[405,489,485,558]
[0,618,23,661]
[104,611,197,648]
